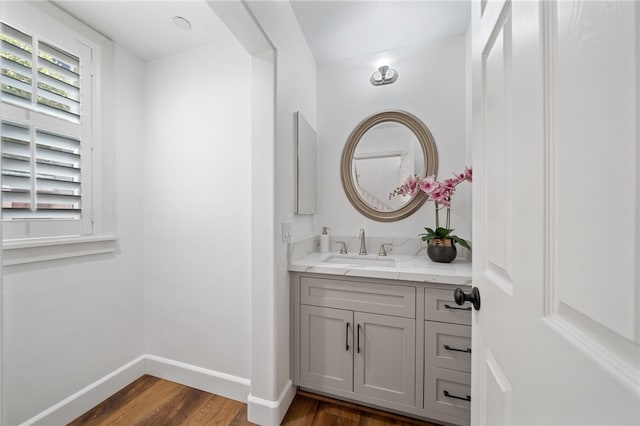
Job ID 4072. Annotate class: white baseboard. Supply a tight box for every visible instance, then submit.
[247,380,296,426]
[144,354,250,403]
[19,354,251,426]
[21,356,146,426]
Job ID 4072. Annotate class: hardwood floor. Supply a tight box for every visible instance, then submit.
[68,375,440,426]
[285,390,439,426]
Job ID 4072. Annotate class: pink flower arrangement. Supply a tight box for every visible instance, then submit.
[390,167,472,249]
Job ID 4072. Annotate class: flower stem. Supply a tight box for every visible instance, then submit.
[435,201,440,228]
[446,208,451,230]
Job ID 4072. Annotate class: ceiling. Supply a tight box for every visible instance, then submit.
[52,1,470,64]
[53,1,233,62]
[289,0,471,63]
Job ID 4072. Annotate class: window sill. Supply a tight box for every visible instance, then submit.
[2,234,117,266]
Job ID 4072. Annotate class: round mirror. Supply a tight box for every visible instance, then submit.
[341,110,438,222]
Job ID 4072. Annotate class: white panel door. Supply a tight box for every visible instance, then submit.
[300,305,353,391]
[354,312,415,406]
[472,1,640,424]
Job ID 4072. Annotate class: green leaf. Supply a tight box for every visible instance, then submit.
[420,228,439,239]
[434,227,453,238]
[451,236,471,250]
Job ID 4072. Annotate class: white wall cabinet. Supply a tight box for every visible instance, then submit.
[292,272,472,426]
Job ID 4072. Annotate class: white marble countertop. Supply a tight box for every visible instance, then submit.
[288,252,472,286]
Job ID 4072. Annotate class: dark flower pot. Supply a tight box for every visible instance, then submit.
[427,238,457,263]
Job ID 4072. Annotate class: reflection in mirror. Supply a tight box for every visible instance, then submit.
[295,111,317,214]
[341,110,438,222]
[352,122,425,211]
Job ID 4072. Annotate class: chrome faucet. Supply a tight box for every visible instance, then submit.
[359,228,367,255]
[378,243,393,256]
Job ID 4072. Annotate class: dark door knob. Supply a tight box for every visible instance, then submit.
[454,287,481,311]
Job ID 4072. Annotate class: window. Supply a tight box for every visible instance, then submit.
[0,1,115,264]
[1,2,95,241]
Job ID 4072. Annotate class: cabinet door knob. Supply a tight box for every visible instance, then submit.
[454,287,481,311]
[357,324,361,354]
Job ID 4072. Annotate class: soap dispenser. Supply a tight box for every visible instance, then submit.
[320,227,330,253]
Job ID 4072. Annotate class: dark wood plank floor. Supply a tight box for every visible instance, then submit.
[68,375,439,426]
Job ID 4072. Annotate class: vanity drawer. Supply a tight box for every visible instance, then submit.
[425,321,471,372]
[424,366,471,421]
[425,288,471,325]
[300,276,415,318]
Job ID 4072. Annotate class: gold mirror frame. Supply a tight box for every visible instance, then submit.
[340,110,438,222]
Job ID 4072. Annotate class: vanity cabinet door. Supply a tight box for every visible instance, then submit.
[353,312,415,407]
[300,305,353,392]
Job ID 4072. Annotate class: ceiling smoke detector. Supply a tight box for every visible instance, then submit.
[172,16,192,31]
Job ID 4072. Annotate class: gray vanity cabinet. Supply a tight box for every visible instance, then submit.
[353,311,415,406]
[300,305,353,391]
[292,272,472,426]
[295,275,416,407]
[423,288,472,423]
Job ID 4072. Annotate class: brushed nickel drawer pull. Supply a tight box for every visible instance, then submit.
[444,390,471,402]
[444,344,471,353]
[444,304,471,311]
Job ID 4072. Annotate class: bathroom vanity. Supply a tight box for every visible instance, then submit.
[289,250,472,426]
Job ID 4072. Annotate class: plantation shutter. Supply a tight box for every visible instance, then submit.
[37,40,81,120]
[0,23,33,108]
[1,21,89,229]
[1,122,32,213]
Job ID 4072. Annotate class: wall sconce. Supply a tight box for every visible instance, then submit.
[370,65,398,86]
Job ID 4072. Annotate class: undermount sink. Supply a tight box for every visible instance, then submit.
[323,255,396,267]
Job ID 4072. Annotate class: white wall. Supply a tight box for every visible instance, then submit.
[2,44,146,425]
[317,34,471,243]
[2,4,262,423]
[142,38,252,379]
[244,2,317,408]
